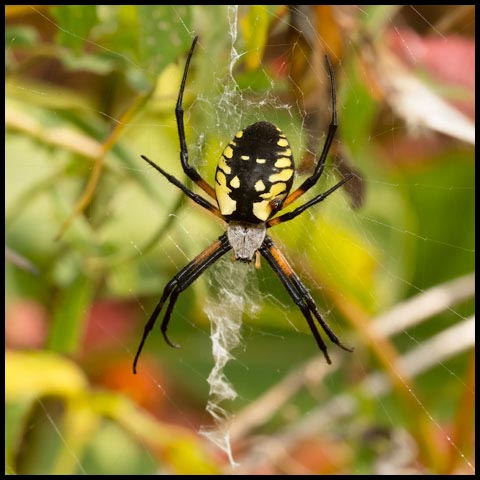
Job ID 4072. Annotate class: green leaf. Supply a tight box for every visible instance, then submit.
[79,421,156,475]
[51,5,98,54]
[5,398,35,474]
[5,24,39,47]
[361,5,402,37]
[48,273,95,353]
[137,5,193,79]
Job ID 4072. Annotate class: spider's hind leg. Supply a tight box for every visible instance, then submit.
[288,271,354,353]
[259,236,353,363]
[133,234,231,374]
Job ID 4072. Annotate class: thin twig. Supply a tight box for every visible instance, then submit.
[6,103,102,158]
[360,316,475,396]
[229,356,331,442]
[236,316,475,472]
[444,350,475,474]
[54,90,154,241]
[372,273,475,337]
[229,273,474,443]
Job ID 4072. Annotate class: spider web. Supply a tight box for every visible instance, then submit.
[5,5,475,475]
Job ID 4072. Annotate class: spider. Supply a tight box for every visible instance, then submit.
[133,36,354,374]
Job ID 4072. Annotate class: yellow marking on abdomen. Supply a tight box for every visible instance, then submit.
[260,182,287,199]
[282,148,292,157]
[252,200,271,221]
[269,169,294,183]
[275,157,292,168]
[235,130,244,138]
[218,156,231,174]
[256,158,266,164]
[216,170,227,186]
[254,180,266,191]
[230,176,240,188]
[217,195,237,215]
[223,146,234,158]
[241,155,250,160]
[277,138,289,147]
[215,172,236,215]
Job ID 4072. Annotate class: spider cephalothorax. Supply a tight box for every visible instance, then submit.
[133,36,354,374]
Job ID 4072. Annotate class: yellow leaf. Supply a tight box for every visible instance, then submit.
[5,350,87,401]
[240,6,271,70]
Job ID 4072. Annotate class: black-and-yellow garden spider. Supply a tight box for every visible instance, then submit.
[133,36,354,374]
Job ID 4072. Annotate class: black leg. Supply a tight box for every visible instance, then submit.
[282,55,337,209]
[259,236,353,364]
[285,259,353,352]
[141,155,224,220]
[267,173,353,228]
[175,36,217,200]
[133,233,231,373]
[261,247,332,363]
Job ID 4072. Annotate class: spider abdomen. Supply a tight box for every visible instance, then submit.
[215,121,295,224]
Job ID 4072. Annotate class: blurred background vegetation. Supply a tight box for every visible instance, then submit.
[5,5,474,475]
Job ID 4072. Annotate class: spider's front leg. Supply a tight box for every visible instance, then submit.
[133,234,231,373]
[175,36,217,200]
[141,155,223,220]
